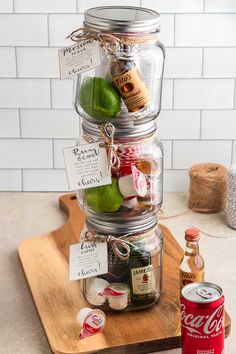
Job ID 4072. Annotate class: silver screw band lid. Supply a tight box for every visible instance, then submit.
[84,6,160,33]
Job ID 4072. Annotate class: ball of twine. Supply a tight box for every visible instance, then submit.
[226,165,236,229]
[188,163,227,214]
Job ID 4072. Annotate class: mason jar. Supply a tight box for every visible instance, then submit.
[80,215,163,311]
[77,119,163,221]
[72,6,165,128]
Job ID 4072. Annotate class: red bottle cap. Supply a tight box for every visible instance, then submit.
[185,227,200,241]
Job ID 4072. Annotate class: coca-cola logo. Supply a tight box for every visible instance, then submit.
[181,304,224,335]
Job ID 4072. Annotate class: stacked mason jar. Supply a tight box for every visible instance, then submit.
[73,6,165,311]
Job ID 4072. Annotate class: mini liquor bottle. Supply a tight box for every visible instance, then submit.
[180,227,205,291]
[129,243,156,306]
[110,59,149,112]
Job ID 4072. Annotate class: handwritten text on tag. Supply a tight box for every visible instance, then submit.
[58,39,101,80]
[69,241,108,280]
[63,143,111,191]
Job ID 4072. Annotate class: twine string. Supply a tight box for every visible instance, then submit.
[98,123,121,174]
[83,231,137,260]
[226,165,236,229]
[67,27,121,54]
[188,163,227,214]
[67,27,160,54]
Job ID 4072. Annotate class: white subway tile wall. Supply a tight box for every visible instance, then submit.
[17,48,59,78]
[51,79,74,108]
[0,48,16,77]
[0,0,235,192]
[53,139,77,168]
[0,110,20,137]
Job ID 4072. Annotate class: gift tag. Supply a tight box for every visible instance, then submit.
[63,142,112,191]
[69,242,108,280]
[58,39,101,80]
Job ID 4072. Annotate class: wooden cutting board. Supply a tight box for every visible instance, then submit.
[18,193,231,354]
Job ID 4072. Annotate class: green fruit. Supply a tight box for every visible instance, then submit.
[79,77,121,120]
[85,177,124,213]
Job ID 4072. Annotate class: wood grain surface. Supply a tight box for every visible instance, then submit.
[18,193,231,354]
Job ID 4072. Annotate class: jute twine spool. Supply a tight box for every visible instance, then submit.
[188,163,227,214]
[226,165,236,229]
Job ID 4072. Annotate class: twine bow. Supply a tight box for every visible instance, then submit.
[99,123,120,174]
[67,27,121,54]
[84,231,137,260]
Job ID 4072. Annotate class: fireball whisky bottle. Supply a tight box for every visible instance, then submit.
[180,227,205,291]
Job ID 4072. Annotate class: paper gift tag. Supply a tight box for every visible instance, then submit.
[69,241,108,280]
[58,39,101,80]
[63,142,112,191]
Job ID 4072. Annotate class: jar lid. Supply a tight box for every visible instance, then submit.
[82,118,157,139]
[86,214,158,235]
[84,6,160,33]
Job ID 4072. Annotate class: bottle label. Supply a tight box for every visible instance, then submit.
[131,264,153,295]
[180,269,205,289]
[112,66,149,111]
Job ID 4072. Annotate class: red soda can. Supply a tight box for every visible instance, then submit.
[181,282,224,354]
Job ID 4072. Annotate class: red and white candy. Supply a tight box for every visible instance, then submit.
[118,165,147,198]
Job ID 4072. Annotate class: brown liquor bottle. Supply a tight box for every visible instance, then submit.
[110,59,149,112]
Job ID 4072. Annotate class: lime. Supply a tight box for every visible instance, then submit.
[84,177,124,213]
[79,77,121,120]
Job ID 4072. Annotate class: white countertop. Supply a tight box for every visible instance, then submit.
[0,192,235,354]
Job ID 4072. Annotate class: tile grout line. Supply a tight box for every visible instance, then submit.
[12,0,15,13]
[203,0,206,12]
[76,0,78,12]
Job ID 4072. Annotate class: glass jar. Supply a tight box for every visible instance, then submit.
[77,120,163,221]
[73,6,165,128]
[80,215,163,311]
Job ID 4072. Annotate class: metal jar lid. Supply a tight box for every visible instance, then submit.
[181,282,223,304]
[84,6,160,33]
[86,214,158,235]
[82,118,157,140]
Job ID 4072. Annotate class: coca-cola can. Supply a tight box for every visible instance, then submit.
[181,282,224,354]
